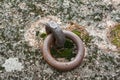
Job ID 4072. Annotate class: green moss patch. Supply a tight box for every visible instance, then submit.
[36,31,47,40]
[51,39,76,61]
[40,33,47,39]
[72,29,92,46]
[109,24,120,49]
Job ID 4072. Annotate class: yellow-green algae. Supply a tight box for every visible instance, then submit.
[72,29,92,46]
[109,24,120,50]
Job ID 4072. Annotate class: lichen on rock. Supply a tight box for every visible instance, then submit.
[2,58,24,72]
[108,23,120,51]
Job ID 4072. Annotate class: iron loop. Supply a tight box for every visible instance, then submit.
[42,30,85,71]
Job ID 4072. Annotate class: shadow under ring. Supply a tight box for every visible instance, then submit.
[42,30,85,71]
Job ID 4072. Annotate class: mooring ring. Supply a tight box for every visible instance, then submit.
[42,30,85,71]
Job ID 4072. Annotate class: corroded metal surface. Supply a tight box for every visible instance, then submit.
[45,21,65,48]
[42,30,85,71]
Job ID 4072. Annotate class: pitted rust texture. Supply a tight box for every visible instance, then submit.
[42,30,85,71]
[45,21,65,49]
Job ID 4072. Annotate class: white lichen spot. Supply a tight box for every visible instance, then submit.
[2,58,24,72]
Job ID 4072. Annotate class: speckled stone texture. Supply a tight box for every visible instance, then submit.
[0,0,120,80]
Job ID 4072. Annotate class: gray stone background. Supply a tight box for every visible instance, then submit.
[0,0,120,80]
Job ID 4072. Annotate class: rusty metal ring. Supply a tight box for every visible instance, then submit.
[42,30,85,71]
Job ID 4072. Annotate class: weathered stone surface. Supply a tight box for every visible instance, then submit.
[0,0,120,80]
